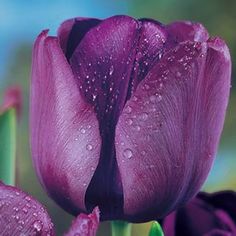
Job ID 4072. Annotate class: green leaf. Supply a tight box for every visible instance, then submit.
[149,221,164,236]
[0,108,16,185]
[111,221,132,236]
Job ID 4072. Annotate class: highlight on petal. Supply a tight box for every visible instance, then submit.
[30,30,101,215]
[0,182,55,235]
[65,207,100,236]
[0,86,22,118]
[115,37,231,221]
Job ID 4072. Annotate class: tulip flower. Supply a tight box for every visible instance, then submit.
[30,15,231,222]
[0,181,55,235]
[161,191,236,236]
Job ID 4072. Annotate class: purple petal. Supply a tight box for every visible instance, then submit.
[58,17,101,60]
[65,207,100,236]
[70,15,140,218]
[129,19,167,92]
[199,191,236,225]
[30,30,101,215]
[0,182,54,235]
[115,38,231,221]
[162,191,236,236]
[0,86,22,118]
[166,21,209,43]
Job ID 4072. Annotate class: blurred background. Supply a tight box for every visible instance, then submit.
[0,0,235,235]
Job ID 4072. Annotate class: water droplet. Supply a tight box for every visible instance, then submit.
[123,149,133,159]
[19,220,25,225]
[22,207,28,214]
[86,144,93,151]
[109,65,114,75]
[126,105,132,113]
[141,150,146,156]
[176,71,182,77]
[141,112,148,121]
[135,126,141,131]
[33,212,38,217]
[33,221,43,232]
[15,191,20,196]
[80,128,86,134]
[126,119,133,125]
[13,207,19,212]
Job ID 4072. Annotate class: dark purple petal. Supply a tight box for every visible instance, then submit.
[0,182,54,235]
[65,207,99,236]
[70,15,140,219]
[162,191,236,236]
[115,38,231,221]
[58,17,101,60]
[0,86,22,118]
[199,191,236,226]
[204,229,233,236]
[30,30,101,215]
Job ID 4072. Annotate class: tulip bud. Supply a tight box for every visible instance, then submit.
[30,15,231,222]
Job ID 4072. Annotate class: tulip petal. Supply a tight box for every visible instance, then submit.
[166,21,209,43]
[58,17,101,59]
[65,207,100,236]
[0,182,54,235]
[199,191,236,223]
[128,19,167,94]
[30,30,101,214]
[115,38,231,221]
[70,15,141,219]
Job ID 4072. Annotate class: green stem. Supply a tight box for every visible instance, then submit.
[0,108,16,185]
[111,221,132,236]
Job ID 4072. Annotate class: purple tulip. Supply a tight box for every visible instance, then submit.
[30,15,231,222]
[0,181,55,235]
[162,191,236,236]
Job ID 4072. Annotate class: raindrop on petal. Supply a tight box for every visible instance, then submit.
[123,149,133,159]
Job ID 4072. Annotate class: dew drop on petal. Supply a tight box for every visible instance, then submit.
[127,119,133,125]
[126,105,132,113]
[80,128,86,134]
[33,221,43,233]
[123,148,133,159]
[86,144,93,151]
[141,112,148,121]
[109,65,114,76]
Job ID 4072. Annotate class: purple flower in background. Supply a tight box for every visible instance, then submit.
[0,86,22,117]
[0,181,55,235]
[30,15,231,222]
[161,191,236,236]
